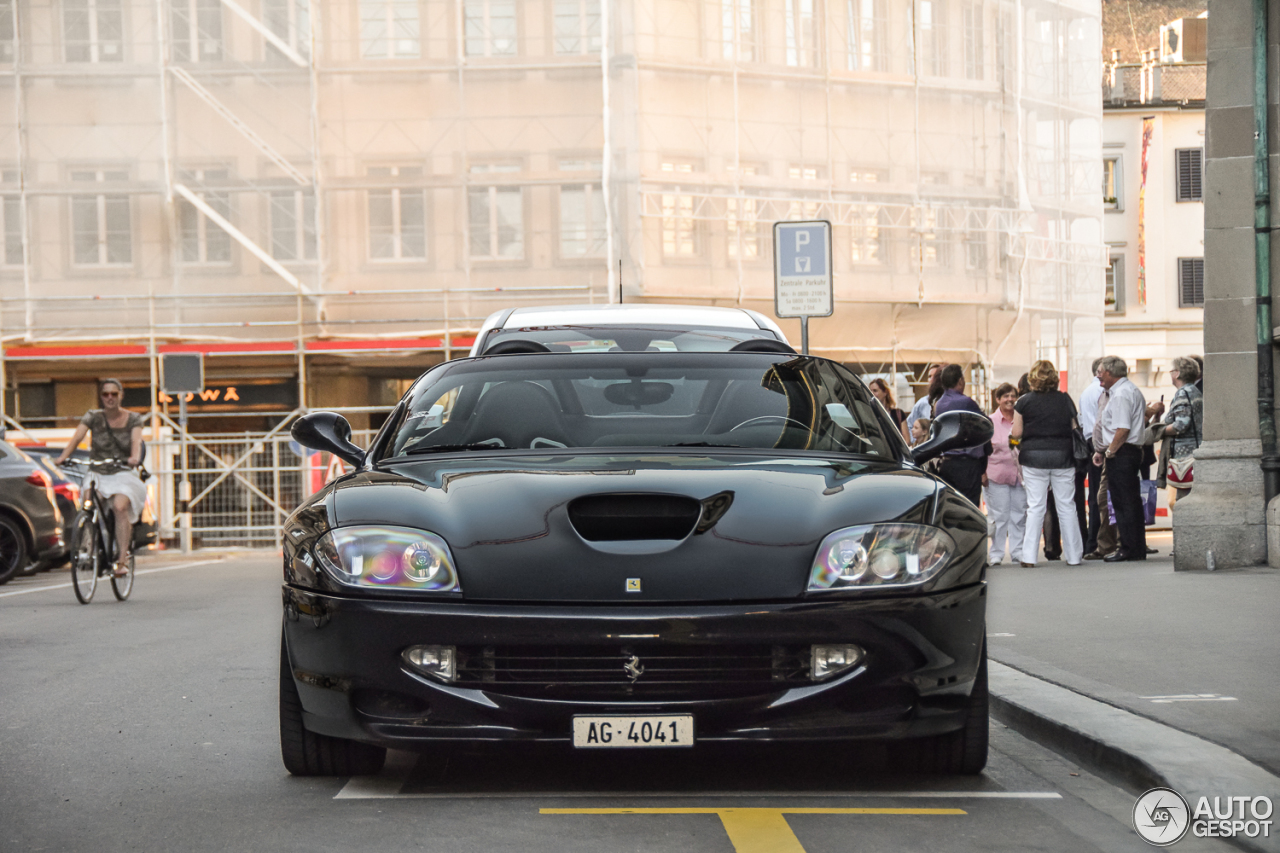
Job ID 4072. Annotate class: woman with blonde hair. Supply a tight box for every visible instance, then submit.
[867,377,911,443]
[1010,360,1083,566]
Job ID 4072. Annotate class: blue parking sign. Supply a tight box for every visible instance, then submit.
[774,220,833,318]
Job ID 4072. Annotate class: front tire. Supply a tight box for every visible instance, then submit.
[0,515,28,586]
[894,648,989,775]
[279,631,386,777]
[70,515,99,605]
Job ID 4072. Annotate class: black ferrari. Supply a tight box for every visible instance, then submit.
[281,351,994,777]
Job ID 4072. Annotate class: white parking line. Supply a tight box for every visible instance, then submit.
[0,559,226,598]
[1140,693,1238,703]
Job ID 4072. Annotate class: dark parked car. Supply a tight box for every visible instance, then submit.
[0,440,65,584]
[281,352,993,778]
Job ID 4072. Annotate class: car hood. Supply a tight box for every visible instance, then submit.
[320,453,960,603]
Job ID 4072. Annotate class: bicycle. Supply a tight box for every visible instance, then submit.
[62,459,136,604]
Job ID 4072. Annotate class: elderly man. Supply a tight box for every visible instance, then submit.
[1092,356,1148,562]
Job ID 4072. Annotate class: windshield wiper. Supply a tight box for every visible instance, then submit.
[668,442,745,448]
[404,442,508,455]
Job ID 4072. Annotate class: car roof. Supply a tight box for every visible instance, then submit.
[500,304,765,330]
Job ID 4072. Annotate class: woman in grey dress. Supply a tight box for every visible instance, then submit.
[1160,356,1204,500]
[55,379,146,576]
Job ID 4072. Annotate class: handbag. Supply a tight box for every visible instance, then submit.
[1164,395,1200,489]
[1069,404,1090,463]
[1071,427,1091,464]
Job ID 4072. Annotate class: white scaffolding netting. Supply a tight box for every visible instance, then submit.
[0,0,1104,397]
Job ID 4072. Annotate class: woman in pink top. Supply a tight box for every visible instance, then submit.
[983,383,1026,565]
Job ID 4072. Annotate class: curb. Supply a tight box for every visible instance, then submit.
[990,661,1280,853]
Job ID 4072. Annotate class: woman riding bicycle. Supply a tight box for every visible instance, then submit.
[55,378,146,577]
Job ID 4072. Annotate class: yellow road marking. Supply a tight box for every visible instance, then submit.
[541,806,966,853]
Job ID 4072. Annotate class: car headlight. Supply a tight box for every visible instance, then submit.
[807,524,956,591]
[314,525,461,593]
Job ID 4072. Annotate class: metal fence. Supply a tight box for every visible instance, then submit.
[145,415,381,550]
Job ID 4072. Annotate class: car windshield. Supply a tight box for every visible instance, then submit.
[383,353,903,460]
[483,324,778,353]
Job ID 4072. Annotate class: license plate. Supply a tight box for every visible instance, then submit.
[572,715,694,748]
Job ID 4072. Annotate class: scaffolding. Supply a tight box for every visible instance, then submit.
[0,0,1104,429]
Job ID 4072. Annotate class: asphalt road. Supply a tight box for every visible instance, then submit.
[0,554,1238,853]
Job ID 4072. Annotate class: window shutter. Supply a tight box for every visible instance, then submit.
[1179,258,1204,306]
[1177,149,1203,202]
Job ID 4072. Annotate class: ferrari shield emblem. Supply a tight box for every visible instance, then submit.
[626,578,642,593]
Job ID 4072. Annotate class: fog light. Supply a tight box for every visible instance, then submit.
[811,644,865,681]
[402,645,456,682]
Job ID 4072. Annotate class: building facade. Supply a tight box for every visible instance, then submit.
[1101,11,1205,404]
[0,0,1104,436]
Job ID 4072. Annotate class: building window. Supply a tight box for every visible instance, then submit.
[659,161,700,258]
[918,0,945,76]
[912,207,949,268]
[1105,255,1124,312]
[64,0,124,63]
[177,168,231,265]
[721,0,756,62]
[0,0,15,62]
[270,189,316,261]
[171,0,223,62]
[554,0,599,55]
[469,164,522,260]
[71,169,130,266]
[850,205,883,264]
[965,230,986,271]
[848,0,885,72]
[785,165,823,220]
[465,0,517,57]
[368,166,426,261]
[1103,156,1122,211]
[360,0,419,59]
[1176,148,1203,203]
[784,0,816,68]
[264,0,311,58]
[560,183,606,259]
[1178,257,1204,307]
[962,3,983,80]
[850,167,887,184]
[726,197,759,260]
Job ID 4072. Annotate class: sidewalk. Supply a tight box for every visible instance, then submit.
[986,530,1280,850]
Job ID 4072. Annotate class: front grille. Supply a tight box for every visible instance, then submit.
[454,644,811,699]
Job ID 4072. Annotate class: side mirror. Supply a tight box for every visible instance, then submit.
[911,410,994,465]
[292,412,366,469]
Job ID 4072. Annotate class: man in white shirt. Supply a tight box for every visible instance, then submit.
[1091,356,1148,561]
[1078,359,1108,556]
[906,365,941,433]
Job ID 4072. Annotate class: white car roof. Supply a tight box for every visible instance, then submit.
[501,304,763,330]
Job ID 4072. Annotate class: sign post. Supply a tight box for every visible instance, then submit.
[161,354,203,553]
[773,220,833,354]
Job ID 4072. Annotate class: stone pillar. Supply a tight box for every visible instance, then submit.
[1173,1,1274,569]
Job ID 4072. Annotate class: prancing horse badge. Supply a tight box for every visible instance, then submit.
[625,578,642,593]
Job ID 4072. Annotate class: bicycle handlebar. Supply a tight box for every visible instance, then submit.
[59,458,134,470]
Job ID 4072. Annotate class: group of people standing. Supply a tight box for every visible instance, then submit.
[874,355,1204,567]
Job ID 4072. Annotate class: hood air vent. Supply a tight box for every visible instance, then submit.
[568,494,701,541]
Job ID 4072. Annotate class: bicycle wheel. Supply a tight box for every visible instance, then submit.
[70,515,99,605]
[111,551,135,601]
